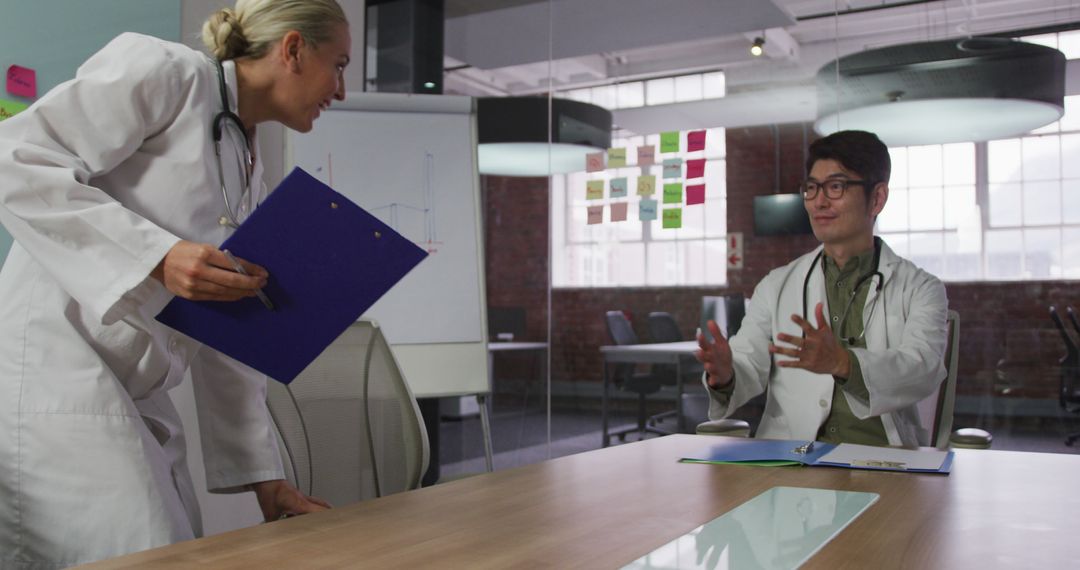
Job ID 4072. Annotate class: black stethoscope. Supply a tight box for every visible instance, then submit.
[213,59,254,229]
[801,236,884,345]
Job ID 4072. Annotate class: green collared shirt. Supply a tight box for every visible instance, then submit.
[816,247,889,446]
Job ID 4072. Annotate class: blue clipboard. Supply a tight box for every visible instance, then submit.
[156,167,428,384]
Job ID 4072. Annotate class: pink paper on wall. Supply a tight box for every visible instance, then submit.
[586,152,605,172]
[686,158,706,179]
[637,145,655,166]
[6,65,37,98]
[687,130,706,152]
[610,202,628,222]
[686,184,706,205]
[587,205,604,225]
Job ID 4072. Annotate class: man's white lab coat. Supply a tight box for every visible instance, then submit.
[706,241,948,447]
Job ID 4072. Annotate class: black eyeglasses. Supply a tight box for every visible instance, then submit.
[800,179,872,200]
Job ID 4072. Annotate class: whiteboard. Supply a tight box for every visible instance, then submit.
[288,93,488,397]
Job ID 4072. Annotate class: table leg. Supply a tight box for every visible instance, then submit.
[477,393,494,472]
[602,360,610,448]
[676,358,685,434]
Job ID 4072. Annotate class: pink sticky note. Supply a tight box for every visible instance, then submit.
[637,145,655,166]
[587,205,604,225]
[686,158,706,179]
[687,130,706,152]
[687,184,705,205]
[6,65,37,98]
[610,202,628,222]
[586,152,605,172]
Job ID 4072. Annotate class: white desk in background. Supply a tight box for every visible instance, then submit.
[477,342,548,471]
[445,342,548,472]
[599,341,699,447]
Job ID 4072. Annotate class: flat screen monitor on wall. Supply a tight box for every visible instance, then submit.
[753,194,814,236]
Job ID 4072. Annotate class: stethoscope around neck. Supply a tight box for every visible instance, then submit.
[801,236,885,345]
[212,59,253,229]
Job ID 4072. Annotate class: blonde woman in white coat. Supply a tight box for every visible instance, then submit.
[696,130,948,448]
[0,1,350,566]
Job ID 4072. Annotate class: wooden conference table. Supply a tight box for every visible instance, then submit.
[86,434,1080,568]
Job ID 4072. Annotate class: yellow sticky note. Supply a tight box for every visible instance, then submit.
[586,180,604,200]
[662,208,683,229]
[607,147,626,168]
[637,175,656,196]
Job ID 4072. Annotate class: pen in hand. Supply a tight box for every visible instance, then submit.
[222,249,275,311]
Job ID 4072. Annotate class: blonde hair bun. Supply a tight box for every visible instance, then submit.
[201,7,250,60]
[200,1,347,61]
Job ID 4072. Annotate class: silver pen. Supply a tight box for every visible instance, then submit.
[222,249,275,311]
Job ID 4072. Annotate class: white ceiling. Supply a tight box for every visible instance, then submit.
[442,0,1080,133]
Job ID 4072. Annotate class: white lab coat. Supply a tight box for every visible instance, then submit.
[706,241,948,448]
[0,34,283,568]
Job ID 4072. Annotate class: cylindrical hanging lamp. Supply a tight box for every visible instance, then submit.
[815,38,1066,146]
[477,96,612,177]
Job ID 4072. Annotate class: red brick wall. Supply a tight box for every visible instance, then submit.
[483,124,1080,399]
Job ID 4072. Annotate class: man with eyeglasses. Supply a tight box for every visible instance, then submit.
[695,130,948,447]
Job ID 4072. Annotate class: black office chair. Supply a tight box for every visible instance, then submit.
[1050,306,1080,446]
[647,312,705,430]
[605,311,670,441]
[700,293,746,340]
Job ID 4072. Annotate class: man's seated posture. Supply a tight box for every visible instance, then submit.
[696,130,948,447]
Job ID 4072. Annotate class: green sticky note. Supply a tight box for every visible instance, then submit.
[586,180,604,200]
[0,98,29,122]
[663,208,683,229]
[663,182,683,204]
[660,131,680,153]
[607,147,626,168]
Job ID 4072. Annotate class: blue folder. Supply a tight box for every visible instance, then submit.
[156,167,428,384]
[681,437,954,474]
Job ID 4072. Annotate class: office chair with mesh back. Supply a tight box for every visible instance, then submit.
[647,312,705,430]
[1050,306,1080,446]
[605,311,670,442]
[266,319,429,507]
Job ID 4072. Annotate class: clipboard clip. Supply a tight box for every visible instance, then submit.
[792,441,815,454]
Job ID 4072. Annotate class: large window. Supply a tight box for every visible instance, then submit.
[559,71,725,110]
[553,128,727,287]
[879,95,1080,281]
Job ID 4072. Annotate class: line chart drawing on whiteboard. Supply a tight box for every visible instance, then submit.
[368,152,442,254]
[324,151,444,254]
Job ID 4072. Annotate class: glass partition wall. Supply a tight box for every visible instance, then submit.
[416,5,1080,480]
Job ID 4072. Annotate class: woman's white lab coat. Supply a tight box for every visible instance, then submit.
[706,241,948,447]
[0,34,283,568]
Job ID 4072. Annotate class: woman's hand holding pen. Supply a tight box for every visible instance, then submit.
[695,319,734,389]
[152,240,268,301]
